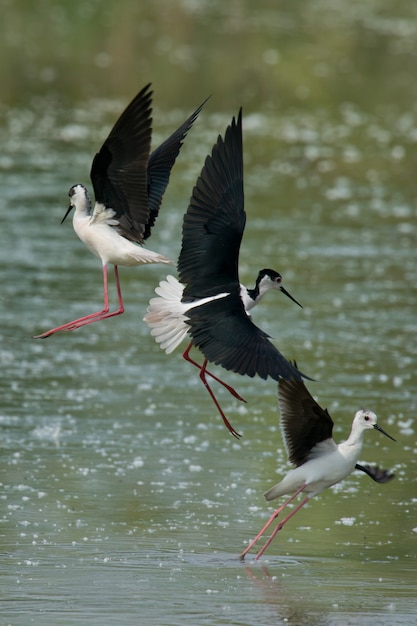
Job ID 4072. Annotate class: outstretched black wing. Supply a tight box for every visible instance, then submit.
[90,83,153,243]
[178,109,245,298]
[180,112,309,383]
[144,97,208,240]
[186,294,305,382]
[278,372,334,467]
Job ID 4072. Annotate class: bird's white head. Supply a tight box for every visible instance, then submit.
[61,184,91,223]
[354,409,396,441]
[354,409,378,430]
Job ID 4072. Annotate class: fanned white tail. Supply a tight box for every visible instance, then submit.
[144,275,229,354]
[144,275,188,354]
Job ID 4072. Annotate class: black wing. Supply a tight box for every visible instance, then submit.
[186,295,306,381]
[180,112,309,383]
[144,97,209,241]
[278,371,334,467]
[178,109,245,298]
[355,463,395,484]
[90,83,153,243]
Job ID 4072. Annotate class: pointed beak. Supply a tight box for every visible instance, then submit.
[280,286,303,309]
[61,204,73,224]
[374,423,396,442]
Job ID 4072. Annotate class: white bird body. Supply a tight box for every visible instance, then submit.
[71,187,171,267]
[240,373,396,561]
[264,416,370,500]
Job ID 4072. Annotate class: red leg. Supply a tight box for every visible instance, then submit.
[182,343,246,402]
[74,265,125,322]
[255,493,311,560]
[239,484,306,561]
[63,265,125,330]
[113,265,124,314]
[198,358,241,438]
[33,264,124,338]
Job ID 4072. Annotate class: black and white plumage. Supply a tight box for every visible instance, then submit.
[35,84,206,338]
[240,367,396,560]
[145,110,308,438]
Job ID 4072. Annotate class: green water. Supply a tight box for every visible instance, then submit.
[1,1,416,624]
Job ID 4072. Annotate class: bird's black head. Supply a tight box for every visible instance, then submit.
[257,268,282,285]
[256,268,303,308]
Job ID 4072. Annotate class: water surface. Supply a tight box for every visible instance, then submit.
[1,1,416,625]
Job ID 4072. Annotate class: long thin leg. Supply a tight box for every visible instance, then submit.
[33,264,123,338]
[255,494,311,560]
[65,265,125,329]
[113,265,124,313]
[198,358,241,438]
[239,484,306,561]
[182,343,246,402]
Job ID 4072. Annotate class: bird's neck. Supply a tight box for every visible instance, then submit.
[240,284,259,313]
[338,428,365,464]
[243,279,272,312]
[73,189,92,218]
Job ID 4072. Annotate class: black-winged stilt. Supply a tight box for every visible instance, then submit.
[34,84,206,339]
[239,367,396,560]
[144,110,309,438]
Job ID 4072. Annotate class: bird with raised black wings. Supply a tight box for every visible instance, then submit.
[145,110,309,437]
[240,367,395,560]
[35,84,206,338]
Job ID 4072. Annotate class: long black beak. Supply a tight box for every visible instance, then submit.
[61,204,73,224]
[374,423,396,442]
[280,286,303,309]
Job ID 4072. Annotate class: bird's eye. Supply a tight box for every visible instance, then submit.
[364,415,369,421]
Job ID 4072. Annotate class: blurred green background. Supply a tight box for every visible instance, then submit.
[2,0,417,112]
